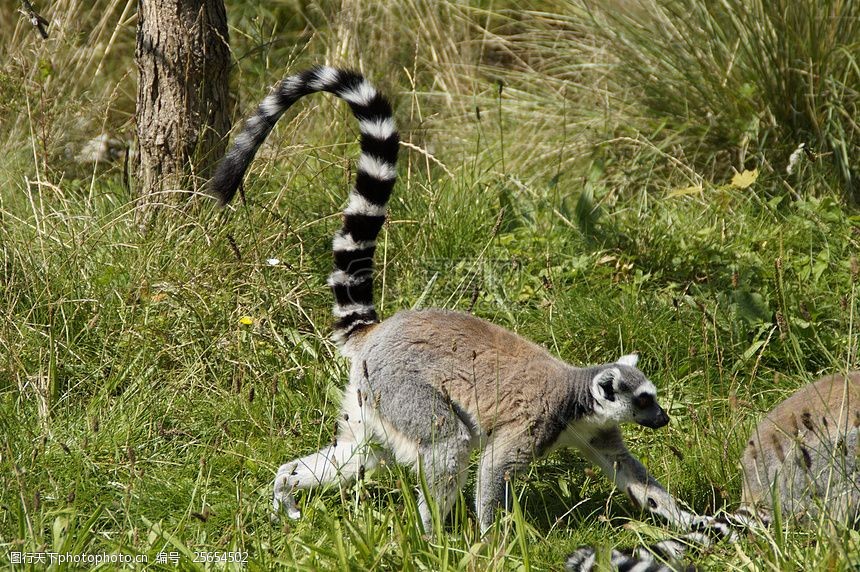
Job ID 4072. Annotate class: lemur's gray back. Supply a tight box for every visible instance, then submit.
[351,308,599,451]
[210,66,399,344]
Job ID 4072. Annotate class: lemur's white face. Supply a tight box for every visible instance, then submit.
[590,354,670,429]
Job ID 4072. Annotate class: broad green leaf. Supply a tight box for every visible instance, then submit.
[733,288,771,325]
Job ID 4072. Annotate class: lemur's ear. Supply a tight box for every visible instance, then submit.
[592,368,621,402]
[617,354,639,367]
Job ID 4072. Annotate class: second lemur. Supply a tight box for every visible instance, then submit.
[211,66,712,534]
[566,371,860,571]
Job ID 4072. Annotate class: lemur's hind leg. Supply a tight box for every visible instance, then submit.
[367,381,476,534]
[475,436,531,533]
[272,440,380,520]
[414,426,473,534]
[272,384,379,520]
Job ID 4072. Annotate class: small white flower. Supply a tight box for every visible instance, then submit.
[266,258,280,266]
[786,143,805,175]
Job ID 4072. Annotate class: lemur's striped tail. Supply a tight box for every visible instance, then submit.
[210,66,399,346]
[564,510,756,571]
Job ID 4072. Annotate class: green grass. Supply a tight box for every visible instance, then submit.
[2,1,859,570]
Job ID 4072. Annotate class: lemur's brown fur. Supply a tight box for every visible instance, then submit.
[742,371,860,522]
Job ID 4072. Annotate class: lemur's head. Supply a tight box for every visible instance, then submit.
[589,354,670,429]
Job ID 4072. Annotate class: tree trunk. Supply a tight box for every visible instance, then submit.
[135,0,230,221]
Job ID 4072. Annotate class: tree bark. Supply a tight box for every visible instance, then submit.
[135,0,230,221]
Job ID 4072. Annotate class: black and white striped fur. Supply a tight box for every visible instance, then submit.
[564,512,744,571]
[210,66,399,345]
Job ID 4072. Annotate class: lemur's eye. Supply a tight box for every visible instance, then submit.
[633,394,655,409]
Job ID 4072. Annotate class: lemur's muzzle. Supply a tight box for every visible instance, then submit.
[637,405,670,429]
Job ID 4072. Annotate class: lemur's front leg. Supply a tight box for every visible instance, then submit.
[565,426,740,571]
[577,426,696,529]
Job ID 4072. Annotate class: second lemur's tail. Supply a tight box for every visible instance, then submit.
[211,66,399,346]
[564,510,754,572]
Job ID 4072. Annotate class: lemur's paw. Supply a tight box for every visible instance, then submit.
[272,462,302,522]
[564,547,596,572]
[270,496,301,523]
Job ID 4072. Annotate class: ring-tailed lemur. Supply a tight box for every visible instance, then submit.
[566,371,860,571]
[210,66,709,535]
